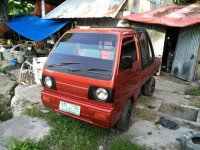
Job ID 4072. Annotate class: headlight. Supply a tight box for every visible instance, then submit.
[42,75,56,90]
[44,76,53,88]
[95,88,108,101]
[88,86,114,103]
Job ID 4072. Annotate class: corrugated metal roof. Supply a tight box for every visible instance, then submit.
[123,3,200,27]
[44,0,126,19]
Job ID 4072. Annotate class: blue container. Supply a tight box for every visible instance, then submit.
[10,59,17,66]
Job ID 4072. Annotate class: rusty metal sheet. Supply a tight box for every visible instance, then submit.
[124,2,200,27]
[44,0,126,19]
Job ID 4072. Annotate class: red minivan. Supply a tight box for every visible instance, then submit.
[41,28,160,131]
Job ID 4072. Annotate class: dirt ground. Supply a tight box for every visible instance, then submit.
[125,76,199,150]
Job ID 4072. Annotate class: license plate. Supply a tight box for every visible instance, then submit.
[59,101,81,116]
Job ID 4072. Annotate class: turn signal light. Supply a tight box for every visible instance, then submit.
[42,95,51,103]
[95,112,107,121]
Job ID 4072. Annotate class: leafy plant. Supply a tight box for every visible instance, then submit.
[0,93,5,100]
[18,140,39,150]
[0,106,12,121]
[7,138,39,150]
[8,0,34,15]
[7,137,22,150]
[185,87,200,96]
[0,93,12,121]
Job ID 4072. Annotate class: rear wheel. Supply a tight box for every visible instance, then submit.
[143,77,155,97]
[116,99,132,131]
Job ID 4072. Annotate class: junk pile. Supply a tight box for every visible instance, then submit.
[0,41,48,85]
[19,57,47,85]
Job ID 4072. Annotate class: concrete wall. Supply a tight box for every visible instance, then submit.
[132,0,173,13]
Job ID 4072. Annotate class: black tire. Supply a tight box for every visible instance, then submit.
[143,77,155,97]
[116,99,132,131]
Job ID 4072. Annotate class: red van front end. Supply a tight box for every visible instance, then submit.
[41,71,118,128]
[41,29,121,128]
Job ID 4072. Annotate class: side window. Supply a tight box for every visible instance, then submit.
[148,42,153,59]
[120,36,137,65]
[147,34,155,61]
[138,31,154,68]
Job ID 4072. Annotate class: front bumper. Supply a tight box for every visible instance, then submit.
[41,90,115,128]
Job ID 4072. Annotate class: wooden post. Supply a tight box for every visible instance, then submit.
[41,0,46,18]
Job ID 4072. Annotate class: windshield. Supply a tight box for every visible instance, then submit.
[45,32,118,80]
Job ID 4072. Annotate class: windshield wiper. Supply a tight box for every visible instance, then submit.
[86,68,112,76]
[60,62,80,65]
[47,65,111,76]
[87,68,111,72]
[47,64,58,67]
[47,62,80,68]
[47,64,80,72]
[67,68,80,72]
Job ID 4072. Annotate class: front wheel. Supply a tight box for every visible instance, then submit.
[115,99,132,131]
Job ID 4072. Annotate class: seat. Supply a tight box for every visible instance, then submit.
[101,50,114,60]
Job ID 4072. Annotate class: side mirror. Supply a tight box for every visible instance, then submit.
[121,56,132,69]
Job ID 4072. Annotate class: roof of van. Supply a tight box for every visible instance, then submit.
[69,27,147,34]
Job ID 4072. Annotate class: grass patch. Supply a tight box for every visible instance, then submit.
[187,97,200,108]
[185,87,200,96]
[8,138,39,150]
[0,93,12,121]
[0,93,5,100]
[135,107,157,121]
[0,106,12,121]
[20,109,144,150]
[24,108,109,150]
[137,96,156,107]
[110,136,144,150]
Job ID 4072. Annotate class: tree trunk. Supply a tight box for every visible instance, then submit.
[0,0,9,26]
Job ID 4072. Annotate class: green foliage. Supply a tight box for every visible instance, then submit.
[173,0,198,4]
[0,93,5,100]
[0,93,12,121]
[18,140,39,150]
[7,138,39,150]
[24,108,109,150]
[8,137,22,150]
[8,0,34,15]
[18,108,144,150]
[0,106,12,121]
[185,87,200,96]
[111,136,144,150]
